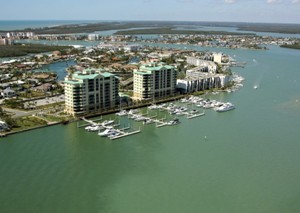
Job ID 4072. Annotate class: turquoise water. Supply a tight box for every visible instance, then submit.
[36,59,76,81]
[1,43,300,212]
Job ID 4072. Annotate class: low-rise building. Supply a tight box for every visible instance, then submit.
[177,74,231,93]
[64,68,119,116]
[186,57,217,73]
[0,120,9,132]
[1,87,16,98]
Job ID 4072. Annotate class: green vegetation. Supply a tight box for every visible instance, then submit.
[0,107,17,129]
[114,27,253,35]
[0,44,73,57]
[0,22,165,35]
[280,42,300,50]
[238,24,300,34]
[13,116,47,131]
[3,98,24,109]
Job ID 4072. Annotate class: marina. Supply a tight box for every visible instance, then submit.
[78,96,235,140]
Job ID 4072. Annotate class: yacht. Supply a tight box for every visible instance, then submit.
[85,124,99,131]
[148,104,158,110]
[101,120,114,126]
[98,128,115,137]
[87,125,102,132]
[189,109,199,114]
[215,103,235,112]
[116,110,127,116]
[108,131,121,138]
[134,115,146,122]
[143,119,154,125]
[167,118,180,126]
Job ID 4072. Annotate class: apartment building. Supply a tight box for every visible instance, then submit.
[133,63,177,100]
[64,68,119,116]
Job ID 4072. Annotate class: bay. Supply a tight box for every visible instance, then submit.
[1,37,300,212]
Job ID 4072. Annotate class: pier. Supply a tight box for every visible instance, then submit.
[187,112,205,119]
[77,116,103,128]
[110,129,141,140]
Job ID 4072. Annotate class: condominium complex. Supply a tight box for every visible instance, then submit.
[64,68,119,116]
[186,57,217,74]
[177,74,231,93]
[133,63,177,100]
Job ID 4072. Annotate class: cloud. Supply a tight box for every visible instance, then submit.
[291,0,299,3]
[266,0,281,4]
[224,0,236,3]
[177,0,194,2]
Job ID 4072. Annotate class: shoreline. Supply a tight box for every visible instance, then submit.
[1,91,227,137]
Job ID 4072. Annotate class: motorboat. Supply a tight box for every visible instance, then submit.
[98,127,115,137]
[214,103,235,112]
[101,120,114,126]
[116,110,127,116]
[189,109,199,114]
[87,125,102,132]
[134,115,146,121]
[148,104,158,110]
[108,131,121,138]
[167,118,180,126]
[143,119,154,125]
[85,124,99,131]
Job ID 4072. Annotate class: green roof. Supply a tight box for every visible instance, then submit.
[102,72,114,77]
[134,71,152,75]
[65,80,83,85]
[74,73,100,80]
[140,63,175,72]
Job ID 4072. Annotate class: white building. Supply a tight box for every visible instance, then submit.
[177,74,231,93]
[187,57,217,73]
[213,53,223,64]
[133,63,177,100]
[64,68,119,116]
[87,34,100,41]
[124,44,140,52]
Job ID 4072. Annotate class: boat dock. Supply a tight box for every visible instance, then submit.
[77,117,103,128]
[187,112,205,119]
[110,129,141,140]
[76,97,233,140]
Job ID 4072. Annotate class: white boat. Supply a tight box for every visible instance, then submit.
[134,115,146,121]
[167,118,180,126]
[215,103,235,112]
[85,124,100,131]
[108,131,121,138]
[148,104,158,110]
[143,119,154,125]
[128,109,139,115]
[116,110,127,116]
[98,128,115,137]
[253,85,258,89]
[189,109,199,114]
[101,120,114,126]
[87,125,102,132]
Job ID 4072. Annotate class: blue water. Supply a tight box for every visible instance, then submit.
[34,59,76,81]
[175,25,300,38]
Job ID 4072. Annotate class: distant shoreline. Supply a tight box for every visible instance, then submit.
[1,21,300,35]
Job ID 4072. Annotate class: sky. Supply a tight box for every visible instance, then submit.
[1,0,300,24]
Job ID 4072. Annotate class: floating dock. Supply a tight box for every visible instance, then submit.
[110,129,141,140]
[187,112,205,119]
[77,117,103,128]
